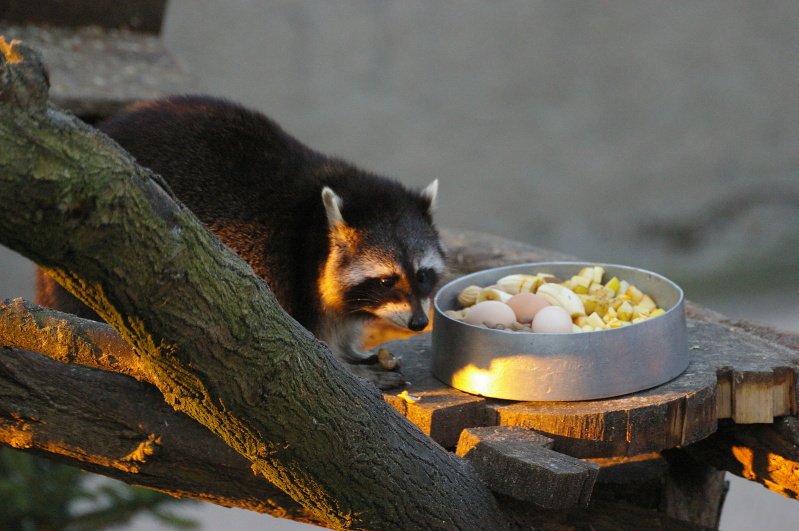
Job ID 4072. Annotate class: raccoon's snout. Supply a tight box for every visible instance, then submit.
[408,314,429,331]
[368,297,431,332]
[405,297,432,331]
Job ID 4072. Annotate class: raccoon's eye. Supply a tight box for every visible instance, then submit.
[380,276,399,288]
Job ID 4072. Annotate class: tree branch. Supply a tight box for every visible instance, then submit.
[0,297,327,524]
[0,38,510,530]
[0,298,144,380]
[0,343,327,527]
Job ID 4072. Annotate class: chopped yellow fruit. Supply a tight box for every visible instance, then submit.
[598,289,612,302]
[571,275,591,290]
[605,276,621,295]
[592,266,605,283]
[626,285,644,304]
[588,281,604,293]
[609,297,625,311]
[638,294,657,311]
[587,312,606,329]
[618,280,630,296]
[616,300,634,321]
[578,294,596,315]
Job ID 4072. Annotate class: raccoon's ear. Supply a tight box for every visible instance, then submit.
[321,186,346,227]
[421,179,439,215]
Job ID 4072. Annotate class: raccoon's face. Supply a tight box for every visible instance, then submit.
[333,247,444,331]
[318,181,445,332]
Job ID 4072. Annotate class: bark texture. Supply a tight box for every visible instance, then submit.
[0,38,510,530]
[0,342,327,526]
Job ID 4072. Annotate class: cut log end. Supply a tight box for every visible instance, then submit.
[456,426,599,510]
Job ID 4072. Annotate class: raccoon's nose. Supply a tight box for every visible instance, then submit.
[408,315,429,331]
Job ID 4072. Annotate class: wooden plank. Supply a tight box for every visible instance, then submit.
[687,319,799,423]
[685,418,799,500]
[715,377,732,419]
[455,426,599,510]
[400,389,486,449]
[0,25,195,120]
[659,449,728,529]
[1,0,168,35]
[733,370,776,423]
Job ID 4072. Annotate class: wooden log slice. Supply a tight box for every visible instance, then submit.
[486,351,717,459]
[686,318,799,423]
[380,331,718,458]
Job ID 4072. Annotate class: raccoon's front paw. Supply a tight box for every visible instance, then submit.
[347,363,407,390]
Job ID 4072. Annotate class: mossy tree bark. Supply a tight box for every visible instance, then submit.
[0,39,511,530]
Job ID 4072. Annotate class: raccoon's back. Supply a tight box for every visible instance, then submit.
[34,96,325,321]
[100,96,312,221]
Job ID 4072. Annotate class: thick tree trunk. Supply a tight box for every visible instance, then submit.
[0,38,511,530]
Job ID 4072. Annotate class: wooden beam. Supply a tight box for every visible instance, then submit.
[456,426,599,510]
[0,0,168,34]
[685,418,799,500]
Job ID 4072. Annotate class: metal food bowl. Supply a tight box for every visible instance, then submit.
[431,262,689,401]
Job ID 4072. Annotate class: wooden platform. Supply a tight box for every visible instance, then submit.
[380,312,799,459]
[0,24,195,121]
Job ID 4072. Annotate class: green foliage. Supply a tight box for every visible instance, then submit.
[0,447,199,530]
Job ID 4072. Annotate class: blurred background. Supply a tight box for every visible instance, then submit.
[1,1,798,529]
[160,1,799,328]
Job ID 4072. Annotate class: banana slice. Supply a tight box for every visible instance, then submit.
[476,288,513,304]
[496,274,542,294]
[536,283,586,317]
[457,285,482,307]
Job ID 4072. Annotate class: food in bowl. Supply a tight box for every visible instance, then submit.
[446,266,664,333]
[431,262,689,401]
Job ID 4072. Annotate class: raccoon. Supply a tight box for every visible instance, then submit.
[35,96,445,389]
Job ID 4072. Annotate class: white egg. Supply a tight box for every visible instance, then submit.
[532,305,573,333]
[464,300,517,329]
[505,292,550,322]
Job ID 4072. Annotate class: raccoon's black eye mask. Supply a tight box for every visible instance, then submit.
[416,269,432,284]
[416,268,439,294]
